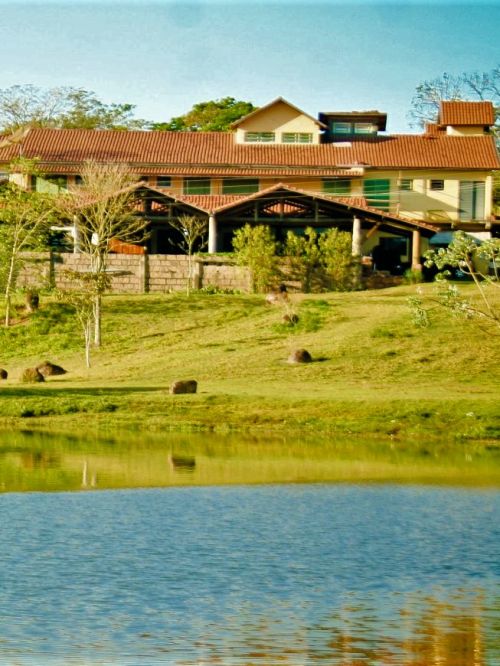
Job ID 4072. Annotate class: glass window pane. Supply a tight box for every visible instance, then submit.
[323,179,351,195]
[184,178,211,195]
[222,178,259,194]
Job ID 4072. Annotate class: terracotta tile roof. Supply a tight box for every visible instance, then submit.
[140,182,439,231]
[0,127,497,172]
[439,101,496,126]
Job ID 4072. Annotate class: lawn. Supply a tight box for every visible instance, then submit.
[0,283,498,443]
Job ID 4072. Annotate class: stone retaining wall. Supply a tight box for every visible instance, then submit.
[18,252,250,294]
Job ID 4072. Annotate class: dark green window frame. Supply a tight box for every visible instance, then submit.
[183,178,211,195]
[282,132,313,144]
[157,175,172,188]
[323,178,351,195]
[222,178,259,195]
[400,179,413,191]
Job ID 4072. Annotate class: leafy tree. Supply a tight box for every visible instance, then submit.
[167,214,208,295]
[409,232,500,330]
[233,224,278,293]
[408,66,500,138]
[284,228,322,293]
[56,161,148,346]
[151,97,256,132]
[0,84,146,132]
[0,163,56,326]
[319,228,361,291]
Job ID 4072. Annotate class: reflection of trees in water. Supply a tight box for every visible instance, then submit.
[20,449,60,469]
[186,592,490,665]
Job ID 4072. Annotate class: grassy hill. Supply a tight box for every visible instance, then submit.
[0,283,498,443]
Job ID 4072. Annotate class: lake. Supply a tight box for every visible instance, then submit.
[0,430,499,665]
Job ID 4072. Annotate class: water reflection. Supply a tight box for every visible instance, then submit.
[0,429,499,492]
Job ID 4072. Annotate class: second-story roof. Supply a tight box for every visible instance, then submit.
[0,126,498,174]
[438,101,496,126]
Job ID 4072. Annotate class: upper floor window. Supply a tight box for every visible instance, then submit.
[282,132,313,144]
[430,179,444,191]
[183,177,211,195]
[332,121,376,136]
[222,178,259,195]
[157,175,172,188]
[244,131,275,143]
[323,179,351,195]
[400,179,413,191]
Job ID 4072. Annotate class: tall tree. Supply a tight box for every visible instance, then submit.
[151,97,256,131]
[408,66,500,134]
[56,161,148,346]
[0,160,56,326]
[0,85,146,132]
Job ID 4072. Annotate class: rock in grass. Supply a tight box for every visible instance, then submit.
[283,313,299,325]
[36,361,67,377]
[288,349,312,364]
[0,369,7,379]
[22,368,45,383]
[170,380,198,394]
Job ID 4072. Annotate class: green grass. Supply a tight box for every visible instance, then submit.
[0,284,498,443]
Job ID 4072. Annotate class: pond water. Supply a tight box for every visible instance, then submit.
[0,431,499,665]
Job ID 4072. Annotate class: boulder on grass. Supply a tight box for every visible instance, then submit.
[0,369,8,379]
[288,349,312,364]
[36,361,67,377]
[170,380,198,395]
[22,368,45,383]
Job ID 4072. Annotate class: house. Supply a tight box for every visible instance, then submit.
[0,97,498,275]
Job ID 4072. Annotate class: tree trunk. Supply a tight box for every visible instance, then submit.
[93,293,101,347]
[4,252,17,327]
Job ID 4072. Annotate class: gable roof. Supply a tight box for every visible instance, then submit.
[230,97,327,129]
[439,101,496,126]
[0,127,497,174]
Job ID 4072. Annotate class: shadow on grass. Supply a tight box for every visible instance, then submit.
[0,385,167,398]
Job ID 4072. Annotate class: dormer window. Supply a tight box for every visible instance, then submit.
[332,122,376,136]
[282,132,313,144]
[245,131,275,143]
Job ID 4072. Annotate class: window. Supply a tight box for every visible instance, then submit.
[353,123,374,134]
[75,175,83,186]
[332,122,351,135]
[282,132,313,144]
[244,132,275,143]
[183,178,211,195]
[34,175,68,193]
[323,179,351,195]
[222,178,259,195]
[332,122,376,136]
[459,181,485,221]
[363,179,390,211]
[400,179,413,191]
[157,175,172,188]
[430,179,444,191]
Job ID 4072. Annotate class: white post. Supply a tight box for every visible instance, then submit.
[412,229,422,271]
[208,214,217,253]
[352,216,363,256]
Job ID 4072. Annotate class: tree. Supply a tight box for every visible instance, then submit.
[167,215,208,295]
[56,161,148,346]
[0,85,146,132]
[233,224,278,293]
[0,161,56,327]
[151,97,257,132]
[408,66,500,137]
[284,228,322,293]
[319,228,361,291]
[57,270,110,368]
[409,232,500,330]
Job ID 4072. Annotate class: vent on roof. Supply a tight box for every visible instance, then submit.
[335,142,352,148]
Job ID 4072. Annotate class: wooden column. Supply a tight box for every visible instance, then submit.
[412,229,422,271]
[208,214,217,253]
[351,216,363,256]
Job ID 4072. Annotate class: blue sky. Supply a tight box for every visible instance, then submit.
[0,0,498,132]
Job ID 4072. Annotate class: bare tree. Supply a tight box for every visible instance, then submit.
[408,66,500,135]
[167,215,208,295]
[57,161,148,345]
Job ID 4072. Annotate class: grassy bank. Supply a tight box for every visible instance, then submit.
[0,284,498,443]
